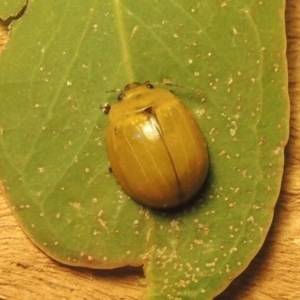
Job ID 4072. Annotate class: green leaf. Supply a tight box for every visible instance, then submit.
[0,1,289,299]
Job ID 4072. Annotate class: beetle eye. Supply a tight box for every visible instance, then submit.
[145,82,154,89]
[118,93,125,101]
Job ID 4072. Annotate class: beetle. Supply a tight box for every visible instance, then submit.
[103,81,209,209]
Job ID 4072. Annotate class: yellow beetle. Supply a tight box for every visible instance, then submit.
[104,82,209,209]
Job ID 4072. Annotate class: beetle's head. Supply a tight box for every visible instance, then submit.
[118,81,154,101]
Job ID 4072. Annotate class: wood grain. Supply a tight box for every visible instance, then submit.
[1,1,299,299]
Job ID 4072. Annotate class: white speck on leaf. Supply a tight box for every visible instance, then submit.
[93,23,98,31]
[130,25,139,40]
[68,202,83,211]
[273,147,281,155]
[37,167,45,173]
[229,247,238,253]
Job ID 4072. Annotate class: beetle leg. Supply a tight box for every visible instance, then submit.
[100,103,111,114]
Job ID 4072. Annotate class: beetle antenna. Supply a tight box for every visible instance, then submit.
[159,78,206,100]
[105,88,122,94]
